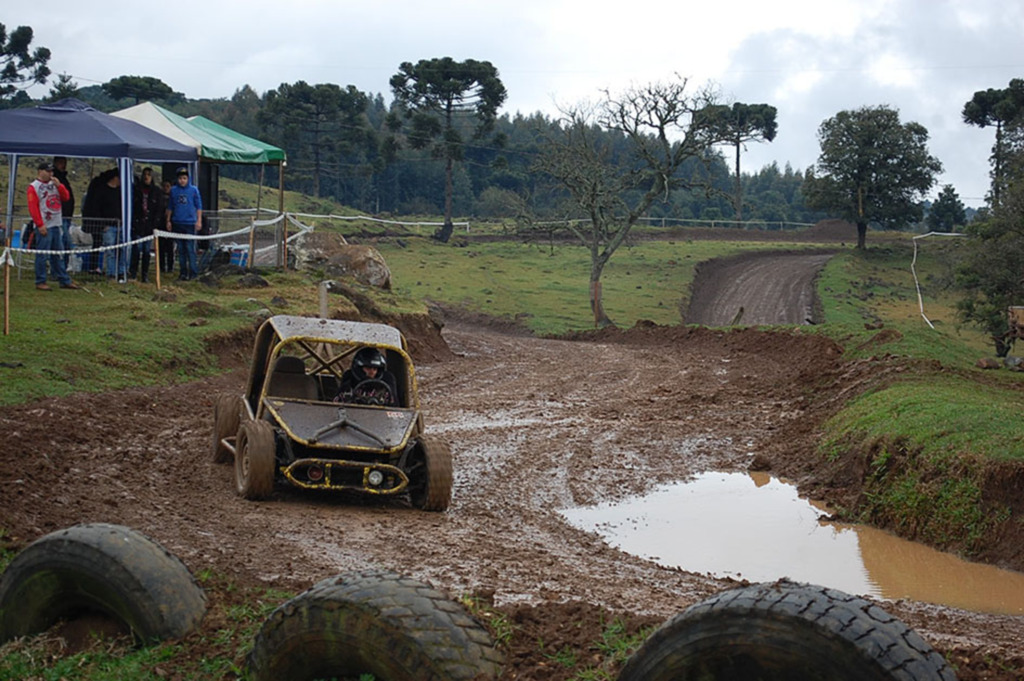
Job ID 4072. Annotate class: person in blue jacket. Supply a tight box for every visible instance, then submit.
[164,166,203,281]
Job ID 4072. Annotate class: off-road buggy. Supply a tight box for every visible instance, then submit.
[212,315,452,511]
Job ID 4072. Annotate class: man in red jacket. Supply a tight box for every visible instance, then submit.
[28,162,80,290]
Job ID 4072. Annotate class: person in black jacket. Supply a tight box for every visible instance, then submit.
[81,168,121,275]
[129,167,161,282]
[333,347,399,406]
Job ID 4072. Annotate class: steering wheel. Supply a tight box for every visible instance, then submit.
[346,378,395,406]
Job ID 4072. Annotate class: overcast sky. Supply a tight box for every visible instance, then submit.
[10,0,1024,206]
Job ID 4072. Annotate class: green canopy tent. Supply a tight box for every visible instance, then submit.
[185,114,285,164]
[111,102,286,214]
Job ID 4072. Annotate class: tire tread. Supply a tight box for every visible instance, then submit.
[618,579,955,681]
[0,523,206,643]
[249,569,502,680]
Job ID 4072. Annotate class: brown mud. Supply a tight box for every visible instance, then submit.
[1,246,1022,680]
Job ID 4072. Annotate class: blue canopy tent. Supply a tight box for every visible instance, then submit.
[0,98,198,333]
[1,98,198,236]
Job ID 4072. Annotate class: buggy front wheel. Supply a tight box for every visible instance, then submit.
[406,436,453,512]
[235,420,276,500]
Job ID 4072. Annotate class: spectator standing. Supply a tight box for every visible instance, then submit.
[80,172,103,273]
[81,168,121,276]
[157,179,174,274]
[27,162,79,291]
[129,167,161,282]
[51,156,74,268]
[165,166,202,281]
[99,172,128,282]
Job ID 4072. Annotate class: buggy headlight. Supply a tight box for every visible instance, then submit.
[368,470,384,486]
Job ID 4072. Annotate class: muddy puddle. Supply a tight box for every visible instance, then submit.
[562,471,1024,615]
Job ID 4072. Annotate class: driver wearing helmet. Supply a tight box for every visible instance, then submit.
[333,346,399,406]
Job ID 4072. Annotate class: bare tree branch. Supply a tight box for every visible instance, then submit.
[535,78,724,326]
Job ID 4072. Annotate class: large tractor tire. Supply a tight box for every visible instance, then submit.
[0,523,207,644]
[617,580,955,681]
[212,394,241,464]
[248,569,503,681]
[235,420,276,500]
[407,435,453,512]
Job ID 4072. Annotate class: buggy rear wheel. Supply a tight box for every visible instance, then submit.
[235,420,276,500]
[212,394,241,464]
[406,436,453,512]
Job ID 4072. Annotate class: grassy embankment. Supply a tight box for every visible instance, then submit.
[375,231,802,334]
[812,242,1024,555]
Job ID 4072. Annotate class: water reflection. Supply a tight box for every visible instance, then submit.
[561,471,1024,615]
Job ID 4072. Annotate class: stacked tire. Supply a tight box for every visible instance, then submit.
[248,569,504,680]
[0,523,207,644]
[618,579,956,681]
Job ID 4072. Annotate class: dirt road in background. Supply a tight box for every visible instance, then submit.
[1,249,1021,679]
[685,250,834,325]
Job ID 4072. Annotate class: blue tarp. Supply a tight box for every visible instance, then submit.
[0,98,198,161]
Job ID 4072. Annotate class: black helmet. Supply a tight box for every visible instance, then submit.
[352,347,386,381]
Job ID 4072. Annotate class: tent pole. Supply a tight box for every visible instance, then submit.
[4,153,19,336]
[154,235,161,290]
[247,216,257,272]
[277,162,285,270]
[119,159,132,282]
[256,164,264,216]
[278,162,285,215]
[282,208,289,271]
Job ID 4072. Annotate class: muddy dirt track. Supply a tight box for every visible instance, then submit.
[1,249,1023,679]
[685,251,834,325]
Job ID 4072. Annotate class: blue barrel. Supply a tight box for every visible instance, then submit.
[229,247,248,267]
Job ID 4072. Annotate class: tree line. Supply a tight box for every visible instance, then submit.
[0,22,992,243]
[955,79,1024,355]
[1,23,976,241]
[172,82,823,233]
[0,25,823,233]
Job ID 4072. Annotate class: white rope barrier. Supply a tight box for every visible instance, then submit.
[911,231,966,329]
[253,214,285,228]
[212,207,468,228]
[216,207,279,215]
[4,210,377,272]
[287,211,470,228]
[5,209,461,264]
[5,225,257,258]
[530,217,818,229]
[5,233,154,256]
[285,214,317,232]
[152,224,253,242]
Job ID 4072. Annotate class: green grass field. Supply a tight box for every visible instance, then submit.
[376,235,817,334]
